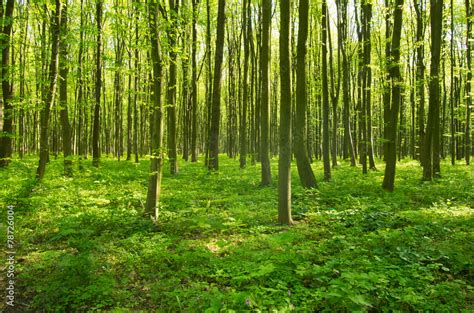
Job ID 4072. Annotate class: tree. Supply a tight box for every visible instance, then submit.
[422,0,443,180]
[208,0,226,170]
[191,0,199,162]
[362,0,376,170]
[382,0,404,191]
[164,0,179,174]
[92,0,103,167]
[465,0,472,165]
[239,0,250,169]
[37,0,61,180]
[146,0,164,220]
[321,0,331,181]
[278,0,293,225]
[337,0,356,166]
[295,0,317,188]
[259,0,272,185]
[59,1,72,176]
[0,0,15,167]
[414,0,426,163]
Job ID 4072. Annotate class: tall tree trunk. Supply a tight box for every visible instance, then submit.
[414,0,425,163]
[0,0,15,167]
[92,0,102,167]
[191,0,199,162]
[382,0,392,161]
[278,0,293,225]
[321,0,331,181]
[363,1,377,170]
[37,1,61,180]
[134,2,140,163]
[59,2,72,176]
[260,0,272,185]
[167,0,179,174]
[382,0,404,191]
[327,7,340,168]
[295,0,317,188]
[239,0,250,169]
[422,0,443,180]
[465,0,472,165]
[208,0,226,170]
[337,0,356,166]
[145,0,164,221]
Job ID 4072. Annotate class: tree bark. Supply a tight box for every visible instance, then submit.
[422,0,443,180]
[295,0,317,188]
[92,0,103,167]
[279,0,293,225]
[465,0,472,165]
[0,0,15,167]
[145,0,164,221]
[208,0,226,170]
[322,0,331,181]
[37,1,61,180]
[59,2,72,176]
[382,0,404,191]
[260,0,272,185]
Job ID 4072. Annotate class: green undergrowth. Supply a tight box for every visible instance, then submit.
[0,155,473,312]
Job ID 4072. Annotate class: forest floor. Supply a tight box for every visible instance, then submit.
[0,156,473,312]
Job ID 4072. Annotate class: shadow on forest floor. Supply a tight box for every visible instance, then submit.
[0,156,472,312]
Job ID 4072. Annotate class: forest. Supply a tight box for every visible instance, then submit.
[0,0,473,311]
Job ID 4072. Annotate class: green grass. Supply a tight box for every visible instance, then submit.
[0,155,473,312]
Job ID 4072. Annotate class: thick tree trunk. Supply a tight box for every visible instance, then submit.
[295,0,317,188]
[0,0,15,167]
[145,1,164,220]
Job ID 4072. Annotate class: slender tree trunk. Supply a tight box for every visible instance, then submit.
[363,1,377,170]
[191,0,199,162]
[260,0,272,185]
[92,0,102,167]
[414,0,425,163]
[295,0,317,188]
[450,0,456,165]
[465,0,472,165]
[382,0,404,191]
[167,0,179,174]
[279,0,293,225]
[422,0,443,180]
[134,3,140,163]
[322,0,331,181]
[208,0,226,170]
[59,2,72,176]
[337,0,356,166]
[239,0,250,169]
[327,5,339,168]
[37,1,61,180]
